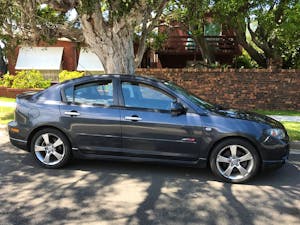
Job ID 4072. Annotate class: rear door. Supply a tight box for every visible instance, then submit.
[59,78,122,153]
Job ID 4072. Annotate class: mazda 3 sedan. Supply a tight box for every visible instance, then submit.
[8,74,289,183]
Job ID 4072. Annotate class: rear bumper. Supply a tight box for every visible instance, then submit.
[9,137,28,151]
[8,121,29,151]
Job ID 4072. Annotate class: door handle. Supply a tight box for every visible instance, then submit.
[124,116,142,121]
[64,111,80,116]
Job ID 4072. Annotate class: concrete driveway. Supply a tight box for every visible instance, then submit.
[0,128,299,225]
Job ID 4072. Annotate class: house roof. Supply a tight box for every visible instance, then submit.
[77,49,104,71]
[15,47,64,70]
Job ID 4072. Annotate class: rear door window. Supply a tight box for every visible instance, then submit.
[64,80,113,106]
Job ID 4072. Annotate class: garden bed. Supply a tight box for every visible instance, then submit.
[0,87,43,98]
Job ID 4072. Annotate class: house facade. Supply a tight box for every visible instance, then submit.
[9,39,104,81]
[143,21,242,69]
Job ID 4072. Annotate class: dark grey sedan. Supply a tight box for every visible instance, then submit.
[8,74,289,183]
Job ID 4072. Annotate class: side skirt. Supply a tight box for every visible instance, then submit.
[72,150,207,168]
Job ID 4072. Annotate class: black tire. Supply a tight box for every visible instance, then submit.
[30,128,72,168]
[209,138,260,183]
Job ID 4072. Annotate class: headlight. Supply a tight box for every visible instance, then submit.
[266,128,286,139]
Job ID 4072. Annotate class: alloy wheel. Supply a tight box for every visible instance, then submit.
[216,144,254,181]
[34,133,66,166]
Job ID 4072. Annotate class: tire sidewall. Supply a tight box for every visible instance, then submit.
[210,139,260,183]
[30,128,71,168]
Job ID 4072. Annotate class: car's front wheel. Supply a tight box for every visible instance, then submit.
[30,128,71,168]
[210,139,260,183]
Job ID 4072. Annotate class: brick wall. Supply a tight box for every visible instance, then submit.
[136,68,300,111]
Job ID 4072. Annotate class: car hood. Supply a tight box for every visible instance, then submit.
[213,108,283,128]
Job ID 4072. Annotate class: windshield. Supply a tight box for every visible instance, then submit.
[164,81,216,110]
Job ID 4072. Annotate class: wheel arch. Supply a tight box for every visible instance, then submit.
[206,135,263,168]
[27,125,73,152]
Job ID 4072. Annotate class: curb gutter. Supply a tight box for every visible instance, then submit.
[290,141,300,150]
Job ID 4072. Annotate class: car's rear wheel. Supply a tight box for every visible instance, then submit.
[30,128,71,168]
[210,139,260,183]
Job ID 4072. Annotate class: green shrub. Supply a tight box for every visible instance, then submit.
[0,74,15,87]
[59,70,84,82]
[233,50,258,69]
[11,70,51,89]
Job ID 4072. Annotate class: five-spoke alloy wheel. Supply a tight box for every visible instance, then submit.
[31,128,71,168]
[210,139,260,183]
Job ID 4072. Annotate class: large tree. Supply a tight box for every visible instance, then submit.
[0,0,76,72]
[213,0,300,68]
[42,0,169,74]
[0,0,169,74]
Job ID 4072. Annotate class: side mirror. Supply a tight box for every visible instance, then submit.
[171,101,186,116]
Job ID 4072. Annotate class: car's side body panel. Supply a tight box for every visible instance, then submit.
[120,109,204,160]
[59,104,122,151]
[7,74,289,172]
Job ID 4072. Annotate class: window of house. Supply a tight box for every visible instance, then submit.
[204,23,221,36]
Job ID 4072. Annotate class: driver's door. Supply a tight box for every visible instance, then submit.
[119,79,202,161]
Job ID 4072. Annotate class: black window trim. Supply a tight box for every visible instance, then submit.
[119,79,177,112]
[61,78,118,108]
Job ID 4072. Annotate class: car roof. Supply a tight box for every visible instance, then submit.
[37,74,167,102]
[60,74,164,86]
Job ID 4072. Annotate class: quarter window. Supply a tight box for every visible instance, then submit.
[122,82,174,110]
[64,86,73,102]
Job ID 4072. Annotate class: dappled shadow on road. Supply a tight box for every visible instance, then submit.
[0,136,299,224]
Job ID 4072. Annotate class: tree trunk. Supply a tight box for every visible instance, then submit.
[134,34,147,69]
[197,36,215,64]
[81,16,136,74]
[234,28,267,68]
[267,52,283,69]
[94,29,135,74]
[0,48,7,75]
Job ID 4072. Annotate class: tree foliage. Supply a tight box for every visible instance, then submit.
[1,0,298,71]
[0,0,169,74]
[42,0,169,73]
[167,0,300,68]
[213,0,300,68]
[167,0,215,64]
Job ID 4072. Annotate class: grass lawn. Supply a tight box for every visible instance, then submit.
[282,122,300,141]
[0,106,15,125]
[255,109,300,116]
[0,97,16,103]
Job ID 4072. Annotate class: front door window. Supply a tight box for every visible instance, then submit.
[121,81,174,111]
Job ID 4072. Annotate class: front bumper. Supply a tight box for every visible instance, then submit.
[262,154,289,170]
[260,137,290,170]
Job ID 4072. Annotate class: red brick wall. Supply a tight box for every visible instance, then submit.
[0,87,43,98]
[136,68,300,111]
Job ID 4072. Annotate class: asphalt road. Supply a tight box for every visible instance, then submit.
[0,129,299,225]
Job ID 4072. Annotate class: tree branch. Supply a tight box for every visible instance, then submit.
[134,0,169,68]
[247,18,270,54]
[38,0,78,12]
